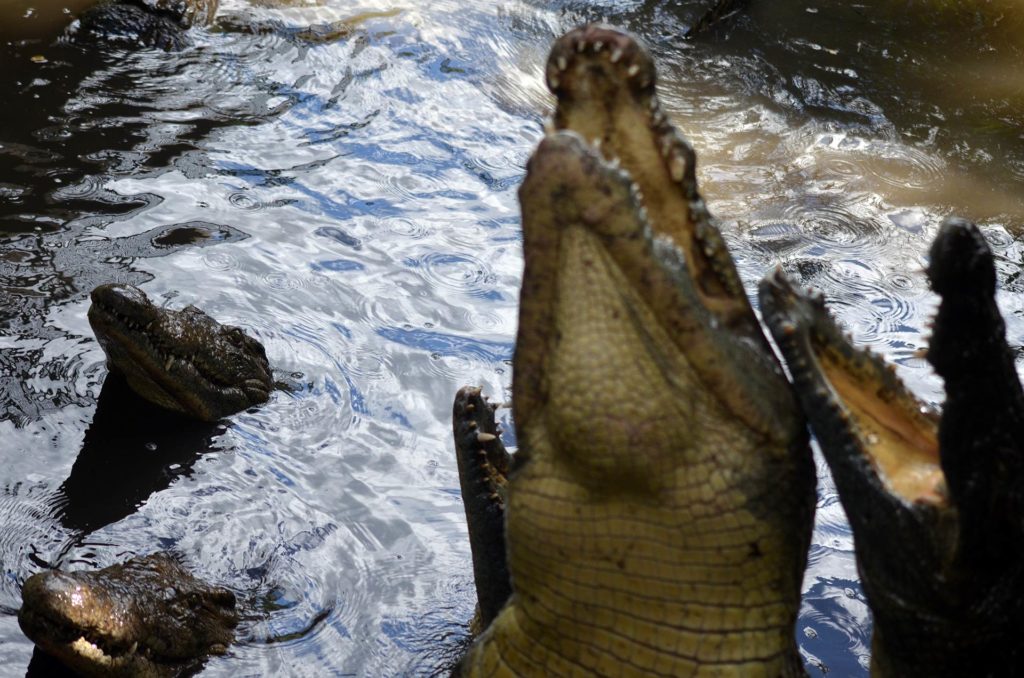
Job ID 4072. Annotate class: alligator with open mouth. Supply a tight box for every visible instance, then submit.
[88,283,274,421]
[454,24,816,676]
[760,217,1024,677]
[18,552,238,677]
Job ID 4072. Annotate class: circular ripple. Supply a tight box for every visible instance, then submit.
[458,308,504,333]
[50,175,106,202]
[203,251,240,271]
[341,347,392,382]
[819,260,917,344]
[417,251,496,296]
[381,217,434,240]
[379,171,445,204]
[803,209,888,253]
[229,192,263,210]
[863,143,946,192]
[981,226,1014,251]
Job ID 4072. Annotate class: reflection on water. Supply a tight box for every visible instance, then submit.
[1,0,1022,674]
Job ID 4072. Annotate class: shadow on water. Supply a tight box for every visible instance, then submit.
[0,373,226,601]
[52,374,222,535]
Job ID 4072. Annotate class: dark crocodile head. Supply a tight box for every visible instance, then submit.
[18,553,238,677]
[88,283,273,421]
[457,25,814,676]
[67,0,217,50]
[759,217,1024,676]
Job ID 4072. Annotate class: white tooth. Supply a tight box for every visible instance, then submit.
[543,119,555,133]
[593,41,604,52]
[549,74,560,89]
[556,56,568,71]
[670,154,686,182]
[627,64,640,77]
[166,356,174,371]
[610,48,623,63]
[576,41,586,53]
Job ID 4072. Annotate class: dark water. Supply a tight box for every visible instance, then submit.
[1,0,1022,674]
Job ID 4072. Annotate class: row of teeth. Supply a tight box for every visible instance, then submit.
[73,633,141,659]
[99,305,206,375]
[547,37,648,91]
[547,40,749,301]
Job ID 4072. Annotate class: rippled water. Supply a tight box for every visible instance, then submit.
[1,0,1022,674]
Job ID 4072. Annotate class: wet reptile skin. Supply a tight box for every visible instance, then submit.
[457,25,814,677]
[760,218,1024,677]
[88,283,273,421]
[18,553,237,677]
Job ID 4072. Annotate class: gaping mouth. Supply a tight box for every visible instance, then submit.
[760,269,947,507]
[546,24,754,329]
[19,604,151,668]
[89,301,221,388]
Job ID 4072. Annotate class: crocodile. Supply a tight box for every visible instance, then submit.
[88,283,273,421]
[759,217,1024,677]
[454,24,815,676]
[18,552,238,677]
[64,0,217,50]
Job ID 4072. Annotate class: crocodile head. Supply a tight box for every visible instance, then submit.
[68,0,217,50]
[18,553,238,677]
[88,283,273,421]
[457,25,815,675]
[759,217,1024,676]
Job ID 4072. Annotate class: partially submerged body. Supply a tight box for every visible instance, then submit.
[88,283,273,421]
[760,218,1024,676]
[0,0,217,48]
[18,553,238,677]
[456,25,814,676]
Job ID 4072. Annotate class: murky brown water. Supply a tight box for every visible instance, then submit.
[1,0,1021,675]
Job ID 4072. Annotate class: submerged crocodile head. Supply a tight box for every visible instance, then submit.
[67,0,217,50]
[760,217,1024,676]
[88,283,273,421]
[457,25,815,675]
[18,553,238,678]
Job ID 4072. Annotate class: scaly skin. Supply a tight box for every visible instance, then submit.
[458,25,814,677]
[67,0,217,50]
[453,386,514,633]
[759,217,1024,677]
[18,553,238,677]
[88,283,273,421]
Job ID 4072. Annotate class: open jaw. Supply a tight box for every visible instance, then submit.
[88,283,273,421]
[759,270,946,509]
[18,554,238,677]
[457,24,814,676]
[759,216,1024,675]
[546,24,761,338]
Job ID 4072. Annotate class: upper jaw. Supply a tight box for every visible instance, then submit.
[758,268,946,516]
[545,25,757,333]
[529,24,802,440]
